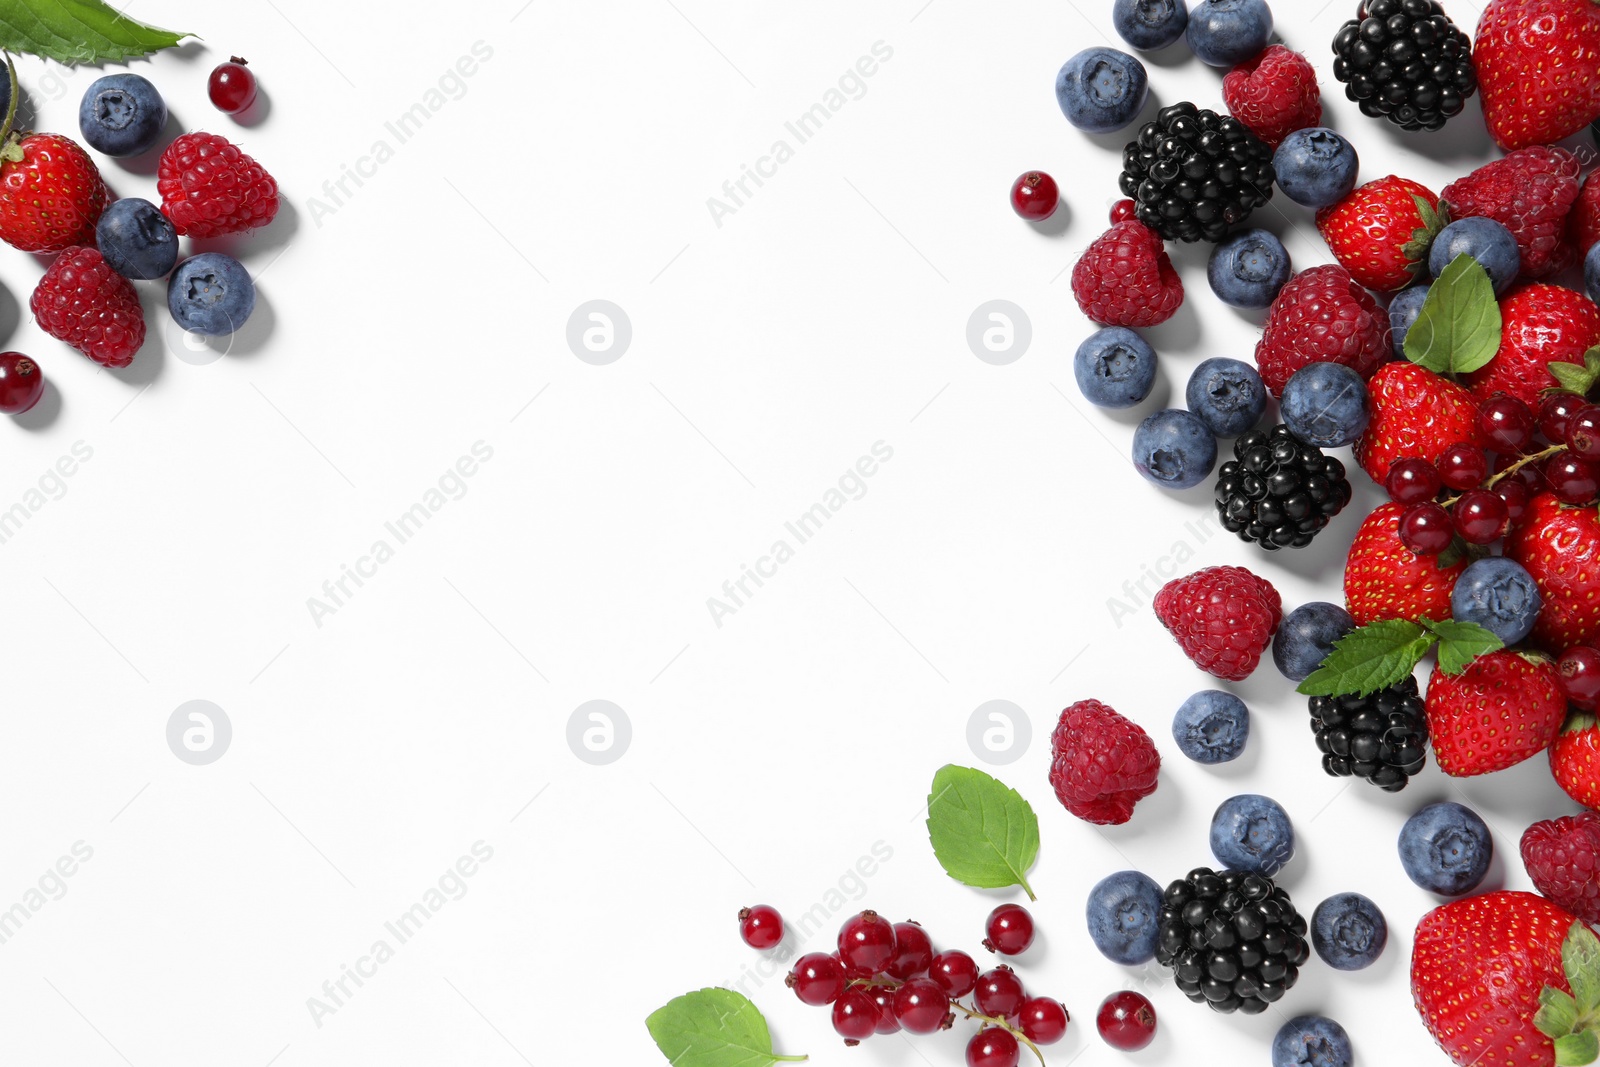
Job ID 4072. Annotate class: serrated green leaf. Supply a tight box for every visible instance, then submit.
[1556,1030,1600,1067]
[926,765,1039,900]
[646,989,806,1067]
[1550,347,1600,399]
[1404,254,1503,376]
[1423,618,1505,675]
[1540,987,1583,1040]
[1297,620,1432,697]
[1567,922,1600,1019]
[0,0,191,65]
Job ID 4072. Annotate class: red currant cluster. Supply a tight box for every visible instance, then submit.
[1388,393,1596,555]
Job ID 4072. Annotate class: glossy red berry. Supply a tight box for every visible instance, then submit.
[1560,647,1600,711]
[1018,996,1070,1044]
[974,966,1026,1019]
[1542,393,1585,444]
[929,950,979,997]
[1494,477,1531,524]
[837,910,897,975]
[786,952,846,1005]
[1547,455,1600,504]
[966,1028,1021,1067]
[1096,991,1157,1051]
[0,352,44,414]
[1400,502,1454,555]
[738,905,783,949]
[887,921,934,979]
[1478,394,1536,454]
[1386,457,1442,505]
[1011,171,1058,221]
[1439,443,1489,490]
[1569,405,1600,457]
[982,904,1036,955]
[208,57,258,114]
[832,989,878,1043]
[892,978,952,1034]
[1454,488,1509,544]
[865,985,899,1034]
[1110,198,1137,224]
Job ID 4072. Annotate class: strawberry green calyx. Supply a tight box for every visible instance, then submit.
[1565,711,1599,737]
[1534,922,1600,1065]
[1401,194,1451,281]
[1549,347,1600,398]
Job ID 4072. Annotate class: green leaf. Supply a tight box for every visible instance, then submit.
[1540,987,1583,1041]
[1297,620,1432,697]
[1400,194,1450,283]
[1567,922,1600,1019]
[926,765,1039,900]
[1550,347,1600,399]
[1404,254,1503,376]
[1556,1031,1599,1067]
[646,989,806,1067]
[1437,535,1489,571]
[0,0,192,65]
[1422,618,1504,675]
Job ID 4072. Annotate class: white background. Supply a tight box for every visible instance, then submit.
[0,1,1589,1065]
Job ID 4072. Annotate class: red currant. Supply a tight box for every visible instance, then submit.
[832,989,878,1043]
[786,952,846,1005]
[1010,171,1058,221]
[1096,991,1157,1052]
[1439,442,1489,490]
[1560,647,1600,711]
[865,985,900,1034]
[887,921,934,979]
[982,904,1035,956]
[1400,502,1454,555]
[208,57,258,114]
[1494,477,1531,525]
[0,352,43,414]
[1386,457,1442,505]
[1494,451,1545,491]
[966,1028,1020,1067]
[1018,996,1069,1044]
[892,978,952,1034]
[1542,393,1585,444]
[738,905,783,949]
[1478,394,1536,454]
[1569,405,1600,457]
[1453,488,1509,545]
[1109,198,1137,224]
[837,910,897,975]
[1547,455,1600,504]
[974,966,1026,1019]
[929,950,979,997]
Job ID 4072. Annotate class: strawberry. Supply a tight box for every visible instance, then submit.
[1551,710,1600,810]
[1316,176,1445,292]
[1221,45,1321,149]
[1475,0,1600,151]
[1505,493,1600,652]
[1071,220,1184,328]
[1425,650,1566,777]
[1048,699,1161,825]
[1344,501,1466,625]
[1442,147,1583,280]
[0,132,108,253]
[1353,362,1485,485]
[1465,285,1600,408]
[1252,264,1390,396]
[1412,891,1595,1067]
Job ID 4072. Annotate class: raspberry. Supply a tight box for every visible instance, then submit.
[1153,565,1282,681]
[1573,170,1600,256]
[1442,146,1582,279]
[1222,45,1321,149]
[1520,811,1600,924]
[1048,699,1160,826]
[156,132,279,238]
[1071,220,1183,328]
[0,133,109,254]
[30,247,145,368]
[1252,264,1390,396]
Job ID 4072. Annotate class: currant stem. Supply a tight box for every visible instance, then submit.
[952,1001,1045,1067]
[1440,443,1567,507]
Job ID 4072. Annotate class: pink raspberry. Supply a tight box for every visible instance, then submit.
[1442,146,1582,279]
[1253,264,1390,397]
[1048,700,1160,826]
[1153,566,1282,681]
[157,132,279,238]
[1223,45,1321,149]
[30,247,145,368]
[1071,221,1183,328]
[1521,811,1600,924]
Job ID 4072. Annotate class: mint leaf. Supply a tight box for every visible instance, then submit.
[1404,254,1502,375]
[0,0,191,65]
[1297,620,1432,697]
[1423,618,1504,675]
[926,765,1039,900]
[1556,1031,1599,1067]
[1540,988,1583,1041]
[1550,347,1600,399]
[646,989,806,1067]
[1567,922,1600,1019]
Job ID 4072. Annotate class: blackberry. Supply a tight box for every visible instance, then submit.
[1309,676,1429,792]
[1155,867,1309,1015]
[1215,425,1353,550]
[1119,102,1275,244]
[1331,0,1476,132]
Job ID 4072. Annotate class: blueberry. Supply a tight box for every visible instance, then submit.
[1085,870,1165,964]
[1430,218,1521,296]
[1451,556,1543,646]
[1273,128,1359,209]
[1112,0,1189,51]
[1172,690,1249,764]
[1186,357,1265,437]
[78,73,167,157]
[1281,362,1370,448]
[1133,409,1217,490]
[1389,285,1431,358]
[1586,243,1600,308]
[1076,327,1157,408]
[1055,48,1149,133]
[1185,0,1273,67]
[1209,793,1293,876]
[96,198,178,281]
[1272,602,1355,682]
[1207,229,1291,310]
[1271,1015,1353,1067]
[167,254,256,336]
[1311,892,1387,971]
[1398,801,1492,895]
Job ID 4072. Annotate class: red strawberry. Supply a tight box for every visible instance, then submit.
[1551,711,1600,810]
[0,132,108,253]
[1522,810,1600,923]
[1152,565,1281,681]
[29,247,145,368]
[1476,0,1600,151]
[1465,285,1600,407]
[1442,147,1582,280]
[1071,221,1183,328]
[157,131,279,238]
[1316,176,1445,292]
[1222,45,1321,149]
[1353,362,1485,485]
[1412,891,1587,1067]
[1506,493,1600,653]
[1252,264,1390,396]
[1344,501,1466,625]
[1047,699,1160,825]
[1572,170,1600,256]
[1425,650,1565,777]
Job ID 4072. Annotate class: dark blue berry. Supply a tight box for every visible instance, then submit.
[1451,556,1542,647]
[1112,0,1189,51]
[167,253,256,336]
[1586,243,1600,308]
[1273,128,1359,210]
[1075,327,1157,408]
[1310,892,1386,971]
[1133,409,1216,490]
[1055,48,1149,133]
[1207,229,1291,310]
[1281,362,1369,448]
[1398,801,1491,896]
[1186,357,1265,437]
[1430,218,1520,295]
[78,73,167,157]
[1388,286,1430,358]
[1210,794,1294,876]
[1172,690,1249,764]
[1085,870,1164,964]
[1271,1015,1352,1067]
[1272,602,1354,682]
[96,198,178,280]
[1185,0,1272,67]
